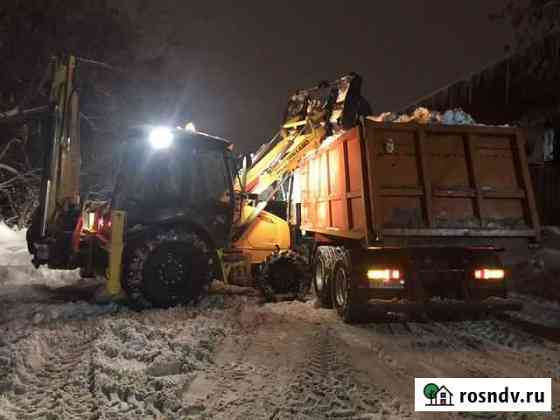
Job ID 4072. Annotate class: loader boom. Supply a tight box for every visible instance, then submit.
[237,74,368,198]
[232,74,370,245]
[40,55,81,237]
[223,74,371,286]
[22,55,84,269]
[0,55,81,268]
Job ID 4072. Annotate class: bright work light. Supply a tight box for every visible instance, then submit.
[149,127,173,149]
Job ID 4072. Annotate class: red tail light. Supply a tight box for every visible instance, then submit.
[367,269,400,281]
[474,268,505,280]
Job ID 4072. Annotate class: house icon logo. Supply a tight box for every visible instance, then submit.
[423,383,454,407]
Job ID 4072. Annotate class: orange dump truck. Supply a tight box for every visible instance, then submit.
[295,118,540,321]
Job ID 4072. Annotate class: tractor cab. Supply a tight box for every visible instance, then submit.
[75,126,239,307]
[111,127,236,249]
[28,124,238,308]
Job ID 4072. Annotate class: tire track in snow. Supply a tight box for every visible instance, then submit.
[276,328,405,420]
[429,319,560,380]
[182,321,297,419]
[10,324,100,420]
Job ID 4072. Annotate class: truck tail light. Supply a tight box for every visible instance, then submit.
[474,268,505,280]
[367,269,401,281]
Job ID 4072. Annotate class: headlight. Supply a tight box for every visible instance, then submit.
[149,127,173,149]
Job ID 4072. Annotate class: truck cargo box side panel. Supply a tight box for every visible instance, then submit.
[428,133,477,227]
[348,134,367,232]
[365,126,425,229]
[301,128,367,239]
[328,142,345,230]
[361,121,540,238]
[477,135,519,189]
[299,121,540,241]
[475,135,527,228]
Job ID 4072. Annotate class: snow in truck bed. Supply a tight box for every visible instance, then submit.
[369,107,502,126]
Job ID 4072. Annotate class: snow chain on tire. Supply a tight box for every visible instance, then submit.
[328,247,366,323]
[122,228,216,309]
[258,250,311,302]
[313,246,350,308]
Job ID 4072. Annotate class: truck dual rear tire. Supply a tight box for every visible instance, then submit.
[313,246,364,323]
[122,228,216,309]
[312,247,333,308]
[331,258,364,323]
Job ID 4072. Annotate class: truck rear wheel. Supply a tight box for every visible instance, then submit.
[312,247,332,308]
[331,255,364,323]
[122,228,216,309]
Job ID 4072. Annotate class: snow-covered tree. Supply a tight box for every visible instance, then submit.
[0,1,134,225]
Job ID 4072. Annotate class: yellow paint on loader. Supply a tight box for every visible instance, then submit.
[236,126,325,196]
[234,206,290,264]
[46,56,80,225]
[106,211,125,296]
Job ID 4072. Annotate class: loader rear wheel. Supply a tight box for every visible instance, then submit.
[122,228,216,309]
[312,247,332,308]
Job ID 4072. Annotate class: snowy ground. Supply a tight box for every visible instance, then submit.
[1,224,560,419]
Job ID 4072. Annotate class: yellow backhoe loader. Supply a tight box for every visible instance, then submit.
[22,56,364,307]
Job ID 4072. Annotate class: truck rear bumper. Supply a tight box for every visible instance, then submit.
[350,246,509,304]
[360,297,522,314]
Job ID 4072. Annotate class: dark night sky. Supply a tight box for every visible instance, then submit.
[123,0,511,152]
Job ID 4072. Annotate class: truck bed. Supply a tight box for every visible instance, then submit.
[298,119,540,245]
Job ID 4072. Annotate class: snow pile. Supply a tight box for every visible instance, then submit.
[0,221,28,266]
[31,300,121,323]
[0,305,231,419]
[0,221,25,242]
[509,293,560,329]
[510,246,560,302]
[508,227,560,304]
[0,222,79,296]
[370,107,478,125]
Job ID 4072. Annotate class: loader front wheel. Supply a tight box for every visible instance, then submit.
[258,250,310,300]
[122,229,216,309]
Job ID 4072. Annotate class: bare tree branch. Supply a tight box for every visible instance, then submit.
[0,163,20,175]
[0,138,20,162]
[76,56,127,74]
